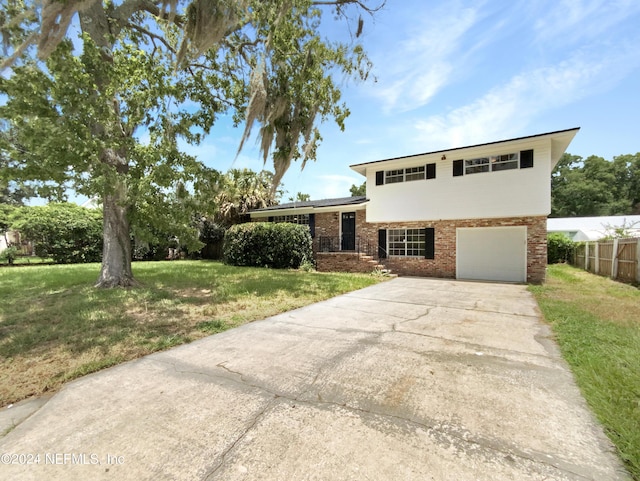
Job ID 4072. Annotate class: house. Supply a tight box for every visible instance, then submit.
[547,215,640,241]
[250,128,580,283]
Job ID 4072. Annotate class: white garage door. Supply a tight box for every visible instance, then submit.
[456,227,527,282]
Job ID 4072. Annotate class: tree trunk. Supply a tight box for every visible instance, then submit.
[95,176,136,288]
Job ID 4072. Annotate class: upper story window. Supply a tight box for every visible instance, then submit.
[385,169,404,184]
[465,157,490,174]
[376,163,435,185]
[491,153,518,171]
[405,166,425,181]
[455,150,532,177]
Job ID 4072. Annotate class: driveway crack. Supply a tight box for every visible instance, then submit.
[203,397,278,481]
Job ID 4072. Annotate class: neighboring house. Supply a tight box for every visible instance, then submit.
[548,215,640,241]
[250,128,580,283]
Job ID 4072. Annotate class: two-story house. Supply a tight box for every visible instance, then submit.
[250,128,580,283]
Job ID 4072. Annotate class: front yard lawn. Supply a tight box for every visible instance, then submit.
[0,260,384,408]
[530,264,640,480]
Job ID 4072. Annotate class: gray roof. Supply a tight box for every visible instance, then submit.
[251,196,367,213]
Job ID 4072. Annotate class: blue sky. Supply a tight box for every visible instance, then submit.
[188,0,640,201]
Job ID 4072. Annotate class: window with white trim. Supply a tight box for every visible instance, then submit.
[490,153,518,171]
[465,152,519,174]
[385,169,404,184]
[405,166,425,181]
[272,214,310,225]
[388,229,425,257]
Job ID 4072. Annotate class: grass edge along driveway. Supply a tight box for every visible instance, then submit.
[0,260,385,409]
[530,264,640,481]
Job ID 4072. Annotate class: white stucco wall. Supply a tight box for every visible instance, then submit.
[363,138,554,223]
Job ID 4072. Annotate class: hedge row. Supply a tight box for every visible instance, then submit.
[223,222,312,269]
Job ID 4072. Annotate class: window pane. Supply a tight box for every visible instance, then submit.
[385,169,404,184]
[405,166,425,182]
[465,158,489,174]
[491,153,518,172]
[387,228,425,257]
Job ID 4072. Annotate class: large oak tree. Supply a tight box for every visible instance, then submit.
[0,0,383,286]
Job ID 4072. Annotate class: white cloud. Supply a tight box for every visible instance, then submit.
[412,46,640,148]
[534,0,640,44]
[371,2,481,113]
[305,174,361,200]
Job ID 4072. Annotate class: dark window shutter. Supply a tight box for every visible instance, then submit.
[378,229,387,259]
[426,163,436,179]
[424,228,435,259]
[309,213,315,238]
[520,149,534,169]
[453,159,464,177]
[375,171,384,186]
[268,216,274,222]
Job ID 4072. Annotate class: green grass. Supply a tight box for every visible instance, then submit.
[0,260,384,407]
[0,255,53,265]
[530,264,640,480]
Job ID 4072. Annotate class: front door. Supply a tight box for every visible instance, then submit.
[341,212,356,250]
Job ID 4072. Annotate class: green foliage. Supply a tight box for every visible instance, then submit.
[214,169,280,228]
[547,232,576,264]
[11,203,102,263]
[551,152,640,217]
[350,181,366,197]
[0,0,379,286]
[223,222,313,269]
[288,192,311,202]
[0,245,18,264]
[0,203,16,232]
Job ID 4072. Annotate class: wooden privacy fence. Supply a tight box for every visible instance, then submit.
[573,237,640,283]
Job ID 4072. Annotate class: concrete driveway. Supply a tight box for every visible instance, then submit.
[0,277,630,480]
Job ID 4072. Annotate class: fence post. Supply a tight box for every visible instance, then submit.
[612,238,619,279]
[585,242,589,270]
[594,241,600,275]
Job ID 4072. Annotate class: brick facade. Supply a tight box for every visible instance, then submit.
[314,212,548,283]
[252,210,548,283]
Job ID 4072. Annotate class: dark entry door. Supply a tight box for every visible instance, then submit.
[341,212,356,250]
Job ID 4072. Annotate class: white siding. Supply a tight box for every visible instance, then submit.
[365,138,553,223]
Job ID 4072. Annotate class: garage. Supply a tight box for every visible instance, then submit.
[456,226,527,282]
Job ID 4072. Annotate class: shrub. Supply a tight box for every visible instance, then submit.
[11,203,103,264]
[547,232,575,264]
[223,222,313,269]
[0,246,19,265]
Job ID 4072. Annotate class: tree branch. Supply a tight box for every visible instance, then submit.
[311,0,386,13]
[127,23,176,54]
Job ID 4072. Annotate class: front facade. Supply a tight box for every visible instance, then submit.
[250,128,580,283]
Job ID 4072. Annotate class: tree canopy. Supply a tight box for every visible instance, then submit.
[0,0,384,287]
[551,152,640,217]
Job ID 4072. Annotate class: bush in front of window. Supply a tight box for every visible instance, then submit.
[223,222,313,269]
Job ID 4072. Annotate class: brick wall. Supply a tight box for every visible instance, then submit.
[253,210,548,283]
[316,252,377,273]
[313,212,548,283]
